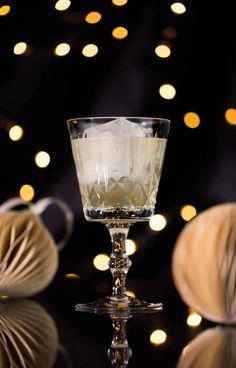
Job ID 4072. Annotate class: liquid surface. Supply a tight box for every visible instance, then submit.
[72,137,167,221]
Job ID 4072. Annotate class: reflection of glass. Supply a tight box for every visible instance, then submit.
[0,299,59,367]
[176,326,236,368]
[67,117,170,314]
[107,309,132,368]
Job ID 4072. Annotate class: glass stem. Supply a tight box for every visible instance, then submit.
[106,224,132,302]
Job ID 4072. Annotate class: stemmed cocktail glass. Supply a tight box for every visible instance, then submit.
[67,117,170,314]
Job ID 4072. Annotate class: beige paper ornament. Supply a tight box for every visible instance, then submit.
[0,196,74,299]
[0,209,58,298]
[177,326,236,368]
[172,202,236,323]
[0,299,59,367]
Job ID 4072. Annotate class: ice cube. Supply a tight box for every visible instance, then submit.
[74,118,148,184]
[73,134,152,183]
[83,117,145,138]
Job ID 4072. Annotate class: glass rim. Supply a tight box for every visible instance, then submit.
[67,116,171,124]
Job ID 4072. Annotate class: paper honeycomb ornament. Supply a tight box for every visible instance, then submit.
[0,209,58,298]
[177,326,236,368]
[172,202,236,323]
[0,299,59,367]
[0,197,74,299]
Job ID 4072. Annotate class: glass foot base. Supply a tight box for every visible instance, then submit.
[75,296,163,315]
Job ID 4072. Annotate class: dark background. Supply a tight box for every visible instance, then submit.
[0,1,236,367]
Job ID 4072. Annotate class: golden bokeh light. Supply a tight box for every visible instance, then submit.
[180,205,197,221]
[54,43,71,56]
[125,239,137,255]
[0,5,11,16]
[150,329,167,345]
[187,311,202,327]
[35,151,50,168]
[82,44,99,57]
[19,184,35,202]
[112,0,128,6]
[149,214,167,231]
[112,26,128,40]
[155,44,171,58]
[225,108,236,125]
[9,125,24,141]
[171,2,186,14]
[159,83,176,100]
[126,290,135,298]
[184,112,200,128]
[85,11,102,24]
[55,0,71,11]
[0,295,9,300]
[13,42,28,55]
[65,273,80,279]
[93,254,109,271]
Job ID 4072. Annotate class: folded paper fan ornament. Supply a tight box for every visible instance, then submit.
[172,202,236,323]
[177,326,236,368]
[0,299,59,367]
[0,197,73,299]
